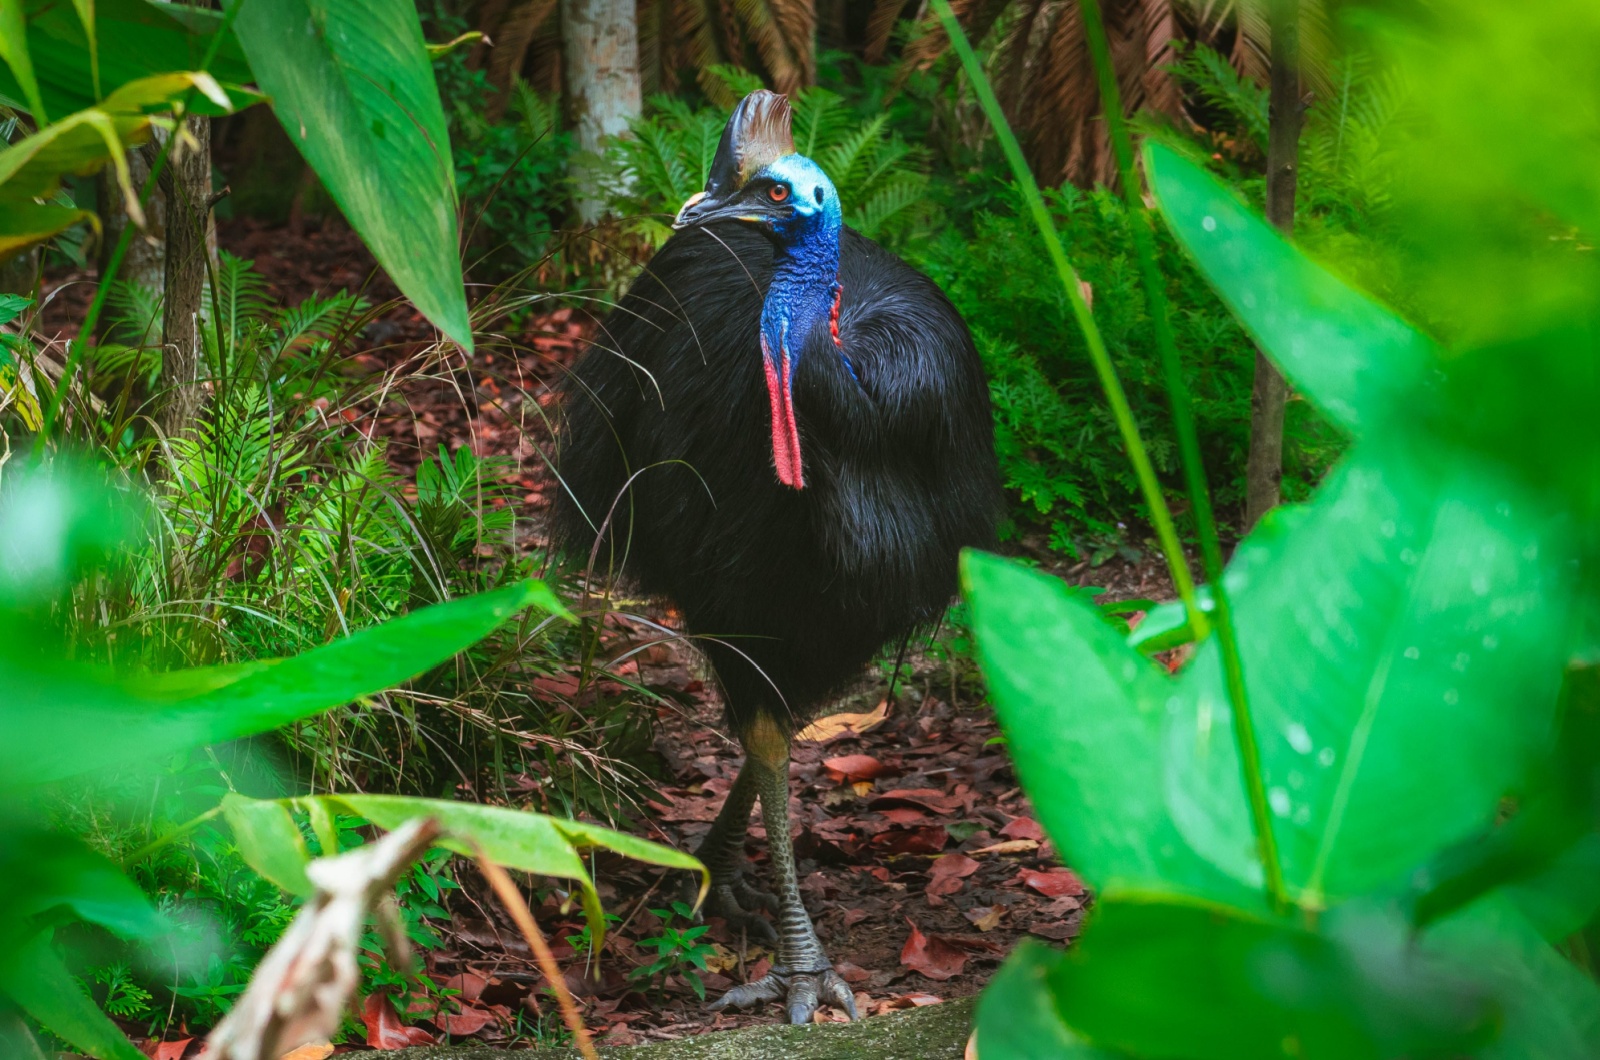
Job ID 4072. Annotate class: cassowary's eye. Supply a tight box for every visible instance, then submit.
[813,186,824,204]
[769,184,790,202]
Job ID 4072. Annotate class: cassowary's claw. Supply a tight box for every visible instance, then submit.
[708,966,858,1024]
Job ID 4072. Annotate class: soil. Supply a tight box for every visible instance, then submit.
[35,214,1180,1056]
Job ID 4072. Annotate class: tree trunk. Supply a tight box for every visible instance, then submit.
[1243,0,1301,531]
[560,0,641,224]
[97,139,168,343]
[158,113,212,438]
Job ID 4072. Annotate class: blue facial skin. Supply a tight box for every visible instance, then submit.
[755,155,854,380]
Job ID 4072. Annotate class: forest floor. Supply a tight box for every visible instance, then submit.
[38,215,1180,1055]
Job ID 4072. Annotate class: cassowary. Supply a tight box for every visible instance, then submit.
[554,91,1000,1023]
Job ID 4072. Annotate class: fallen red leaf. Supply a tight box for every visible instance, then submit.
[870,788,963,815]
[834,960,873,984]
[362,992,436,1048]
[873,824,949,855]
[434,1002,497,1036]
[926,853,981,899]
[999,817,1045,842]
[823,754,891,782]
[1028,920,1079,941]
[153,1040,191,1060]
[1017,867,1086,898]
[900,919,973,981]
[879,806,933,826]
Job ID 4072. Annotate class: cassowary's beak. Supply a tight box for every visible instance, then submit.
[672,90,795,231]
[672,190,765,230]
[762,336,805,489]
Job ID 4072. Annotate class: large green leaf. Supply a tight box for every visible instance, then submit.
[1166,439,1574,906]
[223,793,706,945]
[222,0,472,351]
[966,435,1574,910]
[0,200,95,260]
[2,832,165,939]
[973,940,1116,1059]
[1145,143,1440,436]
[1427,896,1600,1060]
[0,934,144,1060]
[959,549,1263,909]
[3,0,254,119]
[1048,895,1492,1060]
[0,0,47,122]
[0,578,560,785]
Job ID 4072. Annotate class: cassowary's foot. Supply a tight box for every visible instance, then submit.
[708,963,858,1024]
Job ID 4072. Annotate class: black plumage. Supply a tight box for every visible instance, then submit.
[555,222,1000,730]
[551,90,1000,1025]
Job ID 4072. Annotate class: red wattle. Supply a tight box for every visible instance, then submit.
[763,345,805,489]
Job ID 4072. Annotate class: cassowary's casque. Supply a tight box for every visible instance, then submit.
[554,90,1001,1023]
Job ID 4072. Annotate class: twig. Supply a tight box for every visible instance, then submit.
[472,847,599,1060]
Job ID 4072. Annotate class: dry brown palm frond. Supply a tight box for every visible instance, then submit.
[995,0,1184,186]
[482,0,561,113]
[899,0,1012,75]
[636,0,817,99]
[891,0,1330,188]
[863,0,913,63]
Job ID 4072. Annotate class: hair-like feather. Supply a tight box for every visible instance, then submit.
[553,223,1001,732]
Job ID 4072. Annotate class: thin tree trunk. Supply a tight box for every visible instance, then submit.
[1244,0,1301,530]
[560,0,641,224]
[158,114,211,438]
[97,140,167,343]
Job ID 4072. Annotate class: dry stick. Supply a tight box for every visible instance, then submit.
[473,849,599,1060]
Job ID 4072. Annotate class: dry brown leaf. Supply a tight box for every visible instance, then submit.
[969,838,1039,856]
[797,700,889,742]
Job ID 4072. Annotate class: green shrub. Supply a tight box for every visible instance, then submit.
[909,183,1339,555]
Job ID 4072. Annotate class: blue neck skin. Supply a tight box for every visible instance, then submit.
[760,177,845,376]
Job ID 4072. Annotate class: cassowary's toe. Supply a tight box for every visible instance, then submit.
[702,882,778,943]
[707,966,858,1024]
[731,878,779,913]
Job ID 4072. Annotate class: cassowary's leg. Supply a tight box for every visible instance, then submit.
[692,763,778,942]
[708,716,858,1024]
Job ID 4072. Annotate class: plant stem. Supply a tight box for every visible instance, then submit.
[475,848,599,1060]
[1075,0,1289,913]
[928,2,1202,617]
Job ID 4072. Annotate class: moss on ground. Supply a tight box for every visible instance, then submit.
[395,996,975,1059]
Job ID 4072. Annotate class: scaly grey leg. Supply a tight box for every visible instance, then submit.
[691,762,778,942]
[708,720,857,1024]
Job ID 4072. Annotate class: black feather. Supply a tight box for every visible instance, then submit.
[554,223,1002,733]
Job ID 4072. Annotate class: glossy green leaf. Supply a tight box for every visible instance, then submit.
[0,934,144,1060]
[1427,896,1600,1060]
[223,793,705,944]
[0,829,163,940]
[5,0,255,119]
[1,579,558,785]
[0,106,149,203]
[959,549,1263,909]
[220,794,312,896]
[0,200,95,260]
[968,431,1574,910]
[223,0,472,351]
[1146,142,1440,436]
[1051,895,1491,1060]
[973,940,1115,1059]
[1168,440,1575,905]
[0,0,47,123]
